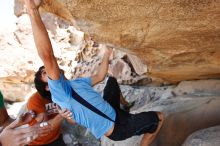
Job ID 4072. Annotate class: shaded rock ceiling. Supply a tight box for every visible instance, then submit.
[16,0,220,83]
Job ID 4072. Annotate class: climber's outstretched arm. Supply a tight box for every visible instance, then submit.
[25,0,60,80]
[91,48,112,86]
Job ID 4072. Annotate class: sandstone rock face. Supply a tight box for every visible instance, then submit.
[18,0,220,83]
[70,39,148,85]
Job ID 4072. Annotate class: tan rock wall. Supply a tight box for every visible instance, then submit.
[27,0,220,83]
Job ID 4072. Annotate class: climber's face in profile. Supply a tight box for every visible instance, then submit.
[40,68,48,83]
[35,66,66,94]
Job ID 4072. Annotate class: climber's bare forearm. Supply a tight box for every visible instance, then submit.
[26,5,60,80]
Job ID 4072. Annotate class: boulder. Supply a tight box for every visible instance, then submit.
[102,97,220,146]
[173,79,220,97]
[182,126,220,146]
[62,120,100,146]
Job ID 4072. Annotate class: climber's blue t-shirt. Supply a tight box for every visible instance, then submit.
[48,74,116,139]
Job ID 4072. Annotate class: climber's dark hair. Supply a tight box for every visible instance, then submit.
[34,66,51,101]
